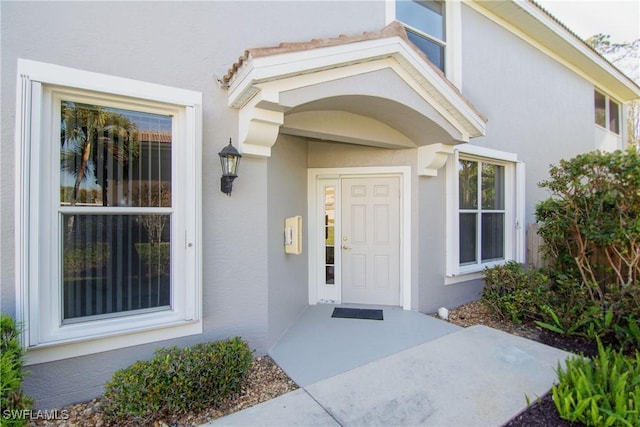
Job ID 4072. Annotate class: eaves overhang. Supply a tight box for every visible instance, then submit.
[472,0,640,102]
[223,21,487,158]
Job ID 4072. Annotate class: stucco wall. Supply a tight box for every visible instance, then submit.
[460,4,594,224]
[0,0,384,408]
[416,171,485,312]
[267,135,309,348]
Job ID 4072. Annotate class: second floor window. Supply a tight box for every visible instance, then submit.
[594,90,620,134]
[396,0,446,71]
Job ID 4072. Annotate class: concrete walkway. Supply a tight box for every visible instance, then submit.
[205,305,572,427]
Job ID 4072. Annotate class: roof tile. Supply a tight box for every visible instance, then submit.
[223,21,412,84]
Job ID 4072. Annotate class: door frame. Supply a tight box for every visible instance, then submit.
[307,166,412,310]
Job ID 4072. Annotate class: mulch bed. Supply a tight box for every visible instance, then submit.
[505,392,585,427]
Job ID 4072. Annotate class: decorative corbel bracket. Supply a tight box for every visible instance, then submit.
[237,93,284,158]
[417,143,455,177]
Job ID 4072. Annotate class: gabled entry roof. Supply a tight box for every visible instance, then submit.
[223,21,487,157]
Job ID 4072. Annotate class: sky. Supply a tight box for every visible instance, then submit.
[536,0,640,43]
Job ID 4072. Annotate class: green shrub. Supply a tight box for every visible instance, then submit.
[1,315,33,427]
[553,341,640,426]
[533,273,602,336]
[614,316,640,354]
[536,149,640,318]
[535,149,640,347]
[482,261,550,324]
[103,337,253,424]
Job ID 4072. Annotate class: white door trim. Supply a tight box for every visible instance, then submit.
[307,166,411,310]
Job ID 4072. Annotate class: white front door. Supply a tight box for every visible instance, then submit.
[341,176,400,305]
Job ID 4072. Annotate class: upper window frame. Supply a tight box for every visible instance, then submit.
[388,0,462,88]
[397,0,446,71]
[15,59,203,363]
[594,89,621,135]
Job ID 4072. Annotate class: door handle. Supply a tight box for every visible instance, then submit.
[342,245,350,250]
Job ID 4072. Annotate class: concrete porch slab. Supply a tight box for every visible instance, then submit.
[268,304,462,387]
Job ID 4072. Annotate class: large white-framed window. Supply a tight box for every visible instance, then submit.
[390,0,462,87]
[445,145,525,281]
[15,59,202,363]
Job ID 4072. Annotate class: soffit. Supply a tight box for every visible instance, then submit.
[223,21,487,157]
[286,97,458,145]
[278,68,464,146]
[473,0,640,102]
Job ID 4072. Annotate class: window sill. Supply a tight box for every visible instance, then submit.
[25,319,202,365]
[445,259,509,285]
[445,271,484,285]
[594,123,621,136]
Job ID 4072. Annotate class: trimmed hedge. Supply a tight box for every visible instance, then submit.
[482,261,550,324]
[103,337,253,424]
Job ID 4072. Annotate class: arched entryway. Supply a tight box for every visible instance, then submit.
[224,21,487,308]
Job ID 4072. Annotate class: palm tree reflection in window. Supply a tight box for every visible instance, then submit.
[59,101,172,320]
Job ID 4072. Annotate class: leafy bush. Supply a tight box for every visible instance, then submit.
[614,316,640,352]
[535,148,640,346]
[533,273,604,337]
[103,337,253,424]
[1,315,33,426]
[553,341,640,426]
[482,261,550,324]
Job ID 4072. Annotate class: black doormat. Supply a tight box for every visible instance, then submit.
[331,307,384,320]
